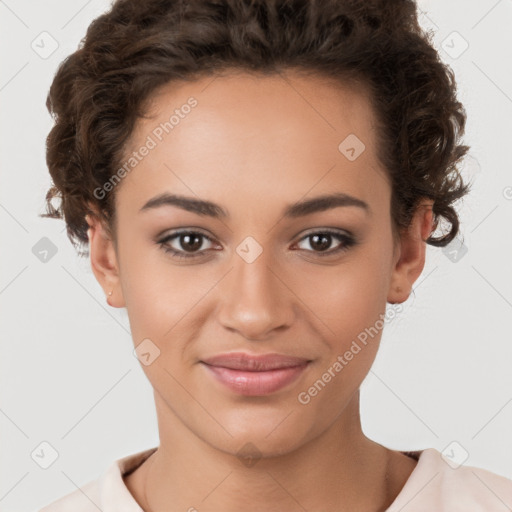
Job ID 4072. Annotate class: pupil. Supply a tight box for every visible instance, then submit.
[181,234,202,252]
[311,234,331,251]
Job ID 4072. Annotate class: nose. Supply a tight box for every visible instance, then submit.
[217,249,295,341]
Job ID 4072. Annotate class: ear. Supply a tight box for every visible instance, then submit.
[85,212,125,308]
[387,199,435,304]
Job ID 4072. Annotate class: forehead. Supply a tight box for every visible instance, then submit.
[116,70,389,216]
[138,70,378,154]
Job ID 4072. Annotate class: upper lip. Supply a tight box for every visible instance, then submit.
[201,352,311,371]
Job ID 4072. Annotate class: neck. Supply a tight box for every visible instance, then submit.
[134,390,403,512]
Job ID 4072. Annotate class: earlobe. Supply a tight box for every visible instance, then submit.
[86,214,125,308]
[387,200,434,304]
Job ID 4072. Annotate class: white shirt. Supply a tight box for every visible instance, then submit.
[38,447,512,511]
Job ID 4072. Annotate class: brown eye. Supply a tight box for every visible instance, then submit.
[175,233,203,252]
[295,230,356,256]
[158,231,216,259]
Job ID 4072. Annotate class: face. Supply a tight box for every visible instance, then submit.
[88,70,430,457]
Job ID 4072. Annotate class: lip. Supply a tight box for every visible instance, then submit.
[200,352,311,396]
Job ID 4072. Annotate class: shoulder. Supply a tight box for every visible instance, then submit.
[38,478,101,512]
[388,448,512,511]
[37,447,157,512]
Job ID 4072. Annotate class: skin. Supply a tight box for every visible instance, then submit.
[86,70,434,512]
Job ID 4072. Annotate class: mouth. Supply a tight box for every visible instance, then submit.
[200,352,312,396]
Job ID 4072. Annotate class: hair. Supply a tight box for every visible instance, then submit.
[42,0,470,256]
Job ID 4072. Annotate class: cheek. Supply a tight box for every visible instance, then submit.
[118,237,213,347]
[306,249,394,402]
[312,249,392,341]
[119,219,394,355]
[118,235,175,337]
[300,252,393,412]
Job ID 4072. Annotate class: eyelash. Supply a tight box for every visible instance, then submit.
[157,229,357,260]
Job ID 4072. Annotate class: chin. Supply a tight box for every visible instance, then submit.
[211,432,306,462]
[198,410,314,459]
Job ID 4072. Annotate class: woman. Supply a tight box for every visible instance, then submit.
[39,0,512,510]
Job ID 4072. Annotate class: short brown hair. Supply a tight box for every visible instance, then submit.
[42,0,470,255]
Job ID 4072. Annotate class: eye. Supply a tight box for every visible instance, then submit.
[157,228,357,261]
[294,229,356,256]
[158,230,218,260]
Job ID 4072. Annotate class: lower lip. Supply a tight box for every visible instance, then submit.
[201,362,310,396]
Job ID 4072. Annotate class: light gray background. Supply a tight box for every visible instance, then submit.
[1,0,511,510]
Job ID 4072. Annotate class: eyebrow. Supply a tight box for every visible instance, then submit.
[139,192,370,218]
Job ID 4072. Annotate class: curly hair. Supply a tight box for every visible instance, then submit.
[42,0,470,255]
